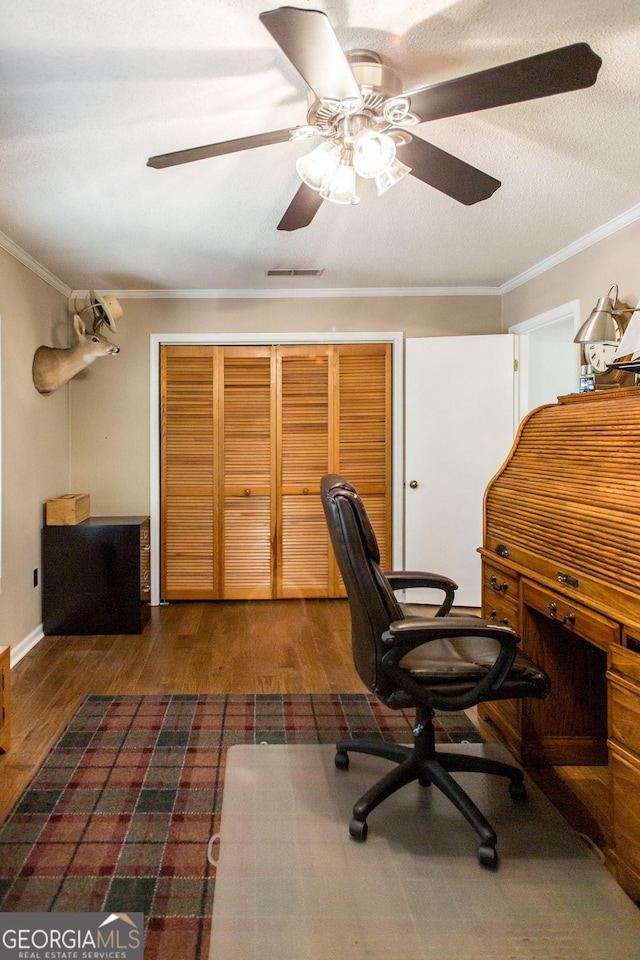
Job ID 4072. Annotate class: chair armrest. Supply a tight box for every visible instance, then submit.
[384,615,512,644]
[384,570,458,617]
[381,616,520,711]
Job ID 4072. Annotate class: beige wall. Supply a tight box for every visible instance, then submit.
[0,249,69,652]
[69,294,502,515]
[502,218,640,329]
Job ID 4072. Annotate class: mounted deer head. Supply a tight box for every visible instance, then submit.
[32,314,120,395]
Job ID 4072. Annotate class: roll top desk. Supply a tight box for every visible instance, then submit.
[480,387,640,899]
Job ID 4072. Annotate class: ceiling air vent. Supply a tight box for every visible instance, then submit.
[267,268,324,277]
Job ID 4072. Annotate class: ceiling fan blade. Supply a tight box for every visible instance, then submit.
[397,135,501,205]
[147,128,292,169]
[259,6,362,104]
[277,183,324,231]
[406,43,602,123]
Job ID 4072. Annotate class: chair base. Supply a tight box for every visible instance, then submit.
[335,709,526,869]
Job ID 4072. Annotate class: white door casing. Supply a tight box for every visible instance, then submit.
[509,300,581,421]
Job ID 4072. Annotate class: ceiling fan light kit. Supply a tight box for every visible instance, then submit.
[296,139,342,191]
[352,131,397,180]
[288,57,418,205]
[147,6,602,231]
[374,158,412,197]
[319,145,359,205]
[294,113,410,205]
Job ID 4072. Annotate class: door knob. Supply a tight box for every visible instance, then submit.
[409,480,418,489]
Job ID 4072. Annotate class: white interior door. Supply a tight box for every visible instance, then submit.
[404,335,515,607]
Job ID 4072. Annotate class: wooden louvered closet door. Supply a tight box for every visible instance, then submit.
[161,346,217,598]
[335,343,392,595]
[221,347,276,599]
[160,342,391,600]
[278,345,330,597]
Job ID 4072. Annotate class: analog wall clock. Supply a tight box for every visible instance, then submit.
[582,300,636,387]
[583,340,618,373]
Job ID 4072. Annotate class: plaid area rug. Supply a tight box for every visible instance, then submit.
[0,694,482,959]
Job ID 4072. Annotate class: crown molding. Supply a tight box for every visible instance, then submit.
[0,229,72,296]
[96,286,500,299]
[501,202,640,294]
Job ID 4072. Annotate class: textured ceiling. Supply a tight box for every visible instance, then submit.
[1,0,639,292]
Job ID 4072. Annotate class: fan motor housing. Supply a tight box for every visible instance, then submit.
[306,50,403,127]
[348,50,402,98]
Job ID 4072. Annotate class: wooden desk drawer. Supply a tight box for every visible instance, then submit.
[609,742,640,878]
[608,677,640,756]
[480,589,520,731]
[480,563,520,738]
[483,561,519,601]
[522,580,620,651]
[611,643,640,685]
[484,595,519,632]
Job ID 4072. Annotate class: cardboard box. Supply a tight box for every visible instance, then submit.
[46,493,90,525]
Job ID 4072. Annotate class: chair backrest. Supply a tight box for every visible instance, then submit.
[321,474,405,702]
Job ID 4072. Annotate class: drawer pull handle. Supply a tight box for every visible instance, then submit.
[244,488,251,497]
[489,609,509,625]
[548,602,576,625]
[141,544,150,552]
[490,575,509,592]
[303,487,309,495]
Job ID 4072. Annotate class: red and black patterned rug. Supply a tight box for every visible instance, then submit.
[0,694,481,959]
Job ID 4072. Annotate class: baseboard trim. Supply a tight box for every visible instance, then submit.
[11,624,44,667]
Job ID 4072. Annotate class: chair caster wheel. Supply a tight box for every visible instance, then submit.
[349,818,368,842]
[509,780,527,801]
[477,843,498,868]
[335,750,349,770]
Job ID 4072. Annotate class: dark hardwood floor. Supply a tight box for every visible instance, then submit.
[0,598,610,865]
[0,599,365,821]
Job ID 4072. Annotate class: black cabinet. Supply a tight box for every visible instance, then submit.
[42,516,150,635]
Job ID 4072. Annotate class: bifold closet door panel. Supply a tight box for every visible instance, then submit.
[336,344,392,582]
[277,346,331,598]
[275,343,392,599]
[221,347,276,599]
[161,346,217,599]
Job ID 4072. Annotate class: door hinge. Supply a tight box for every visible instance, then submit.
[513,359,519,372]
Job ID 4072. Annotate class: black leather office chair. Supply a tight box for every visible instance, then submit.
[321,474,551,867]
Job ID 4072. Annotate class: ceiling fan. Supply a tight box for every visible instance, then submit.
[147,6,602,231]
